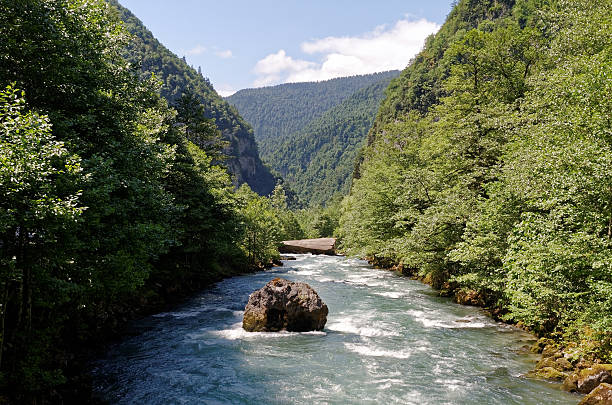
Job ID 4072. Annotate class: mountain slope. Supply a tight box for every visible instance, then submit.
[110,0,276,194]
[226,71,399,161]
[273,75,397,206]
[341,0,612,364]
[364,0,515,148]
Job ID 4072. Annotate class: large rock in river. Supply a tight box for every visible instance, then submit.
[242,278,328,332]
[279,238,336,255]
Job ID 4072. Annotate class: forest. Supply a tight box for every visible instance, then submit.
[110,0,277,196]
[0,0,611,403]
[227,71,398,161]
[0,0,302,402]
[228,71,398,207]
[339,0,612,364]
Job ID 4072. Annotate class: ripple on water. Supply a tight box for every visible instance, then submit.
[92,254,577,405]
[343,343,413,359]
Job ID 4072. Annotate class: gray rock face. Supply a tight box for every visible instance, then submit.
[242,278,328,332]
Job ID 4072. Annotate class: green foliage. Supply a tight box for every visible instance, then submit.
[341,0,612,357]
[236,184,281,265]
[174,90,227,159]
[108,0,276,195]
[0,0,282,401]
[364,0,515,146]
[226,71,399,159]
[0,85,84,391]
[270,183,306,241]
[296,194,343,239]
[235,183,308,265]
[272,77,397,206]
[228,72,398,207]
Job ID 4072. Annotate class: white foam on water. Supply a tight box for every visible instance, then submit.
[316,255,342,263]
[326,316,399,337]
[345,273,386,287]
[344,343,412,359]
[407,310,492,329]
[338,260,361,267]
[434,378,468,392]
[374,291,405,299]
[373,378,404,390]
[296,262,320,270]
[288,269,318,276]
[300,331,327,336]
[201,323,327,341]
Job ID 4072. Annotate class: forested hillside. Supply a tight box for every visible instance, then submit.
[109,0,276,195]
[226,71,398,161]
[341,0,612,364]
[0,0,302,402]
[228,72,398,206]
[273,76,396,206]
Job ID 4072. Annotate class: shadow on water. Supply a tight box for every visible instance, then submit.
[92,255,579,405]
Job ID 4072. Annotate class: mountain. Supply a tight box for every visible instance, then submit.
[364,0,516,149]
[226,71,399,161]
[227,72,399,206]
[340,0,612,364]
[110,0,276,195]
[272,75,397,206]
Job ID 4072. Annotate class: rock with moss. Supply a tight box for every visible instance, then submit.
[242,278,328,332]
[453,289,485,306]
[531,338,555,354]
[578,383,612,405]
[527,367,569,381]
[563,365,612,394]
[556,357,574,371]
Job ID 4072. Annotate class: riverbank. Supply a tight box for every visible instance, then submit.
[362,255,611,404]
[49,261,272,405]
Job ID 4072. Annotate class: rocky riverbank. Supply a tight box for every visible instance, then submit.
[527,339,612,404]
[363,256,610,404]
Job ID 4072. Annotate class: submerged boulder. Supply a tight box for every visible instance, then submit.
[242,278,328,332]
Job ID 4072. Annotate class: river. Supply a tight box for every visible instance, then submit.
[92,254,578,404]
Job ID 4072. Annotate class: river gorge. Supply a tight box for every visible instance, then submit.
[92,255,579,404]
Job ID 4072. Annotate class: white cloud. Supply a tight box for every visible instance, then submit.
[216,84,237,97]
[215,49,233,59]
[252,17,439,86]
[185,44,207,56]
[253,50,316,87]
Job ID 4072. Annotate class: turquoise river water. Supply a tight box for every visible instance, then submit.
[92,254,580,404]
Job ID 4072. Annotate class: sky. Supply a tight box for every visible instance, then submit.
[118,1,454,96]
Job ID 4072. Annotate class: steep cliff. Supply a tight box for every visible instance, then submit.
[109,0,276,194]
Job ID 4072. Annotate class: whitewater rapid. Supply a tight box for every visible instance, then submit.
[92,254,577,404]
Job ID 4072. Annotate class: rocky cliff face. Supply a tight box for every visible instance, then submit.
[109,0,276,195]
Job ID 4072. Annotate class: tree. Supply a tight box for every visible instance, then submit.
[0,85,84,388]
[236,184,281,266]
[174,90,227,159]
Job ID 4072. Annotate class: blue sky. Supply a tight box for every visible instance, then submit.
[118,1,453,96]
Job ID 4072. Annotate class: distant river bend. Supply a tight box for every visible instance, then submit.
[93,255,578,404]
